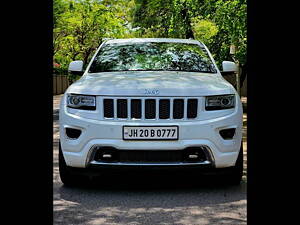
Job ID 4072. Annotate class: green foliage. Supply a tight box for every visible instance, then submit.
[132,0,173,37]
[53,66,67,75]
[53,0,68,27]
[53,0,246,73]
[191,17,218,45]
[212,0,247,65]
[68,74,82,84]
[53,0,135,73]
[132,0,247,67]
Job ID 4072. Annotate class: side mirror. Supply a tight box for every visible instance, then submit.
[221,61,238,76]
[68,60,84,76]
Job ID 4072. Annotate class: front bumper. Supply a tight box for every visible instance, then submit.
[59,97,243,169]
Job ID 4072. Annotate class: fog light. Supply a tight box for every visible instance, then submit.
[102,154,112,158]
[219,128,236,140]
[188,154,198,159]
[184,147,207,162]
[94,147,118,162]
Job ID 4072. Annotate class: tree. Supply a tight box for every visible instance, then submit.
[131,0,247,67]
[53,0,134,74]
[53,0,247,75]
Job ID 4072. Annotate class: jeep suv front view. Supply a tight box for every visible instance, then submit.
[59,38,243,186]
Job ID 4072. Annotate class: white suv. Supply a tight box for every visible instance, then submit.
[59,38,243,186]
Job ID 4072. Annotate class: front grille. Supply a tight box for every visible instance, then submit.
[103,97,198,120]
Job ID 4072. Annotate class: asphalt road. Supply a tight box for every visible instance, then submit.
[53,95,247,225]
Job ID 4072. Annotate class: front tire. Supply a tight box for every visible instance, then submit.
[59,142,83,186]
[225,143,244,185]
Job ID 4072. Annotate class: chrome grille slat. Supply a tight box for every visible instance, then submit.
[170,99,174,119]
[155,98,159,120]
[113,99,117,119]
[127,99,131,119]
[102,97,199,120]
[141,99,145,120]
[183,98,187,119]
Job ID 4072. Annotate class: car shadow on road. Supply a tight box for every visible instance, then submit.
[54,172,246,225]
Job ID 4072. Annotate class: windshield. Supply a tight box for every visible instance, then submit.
[88,42,217,73]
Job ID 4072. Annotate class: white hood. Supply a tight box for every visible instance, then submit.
[66,71,235,96]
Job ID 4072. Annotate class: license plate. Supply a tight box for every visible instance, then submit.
[123,126,179,140]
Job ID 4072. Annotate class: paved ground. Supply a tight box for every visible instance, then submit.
[53,95,247,225]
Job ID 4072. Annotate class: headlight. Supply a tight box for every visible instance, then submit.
[67,94,96,110]
[205,95,235,110]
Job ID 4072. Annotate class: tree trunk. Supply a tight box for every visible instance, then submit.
[181,3,194,39]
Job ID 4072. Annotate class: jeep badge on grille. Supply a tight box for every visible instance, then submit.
[144,89,160,95]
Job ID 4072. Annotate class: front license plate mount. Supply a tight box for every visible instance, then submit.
[123,126,179,141]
